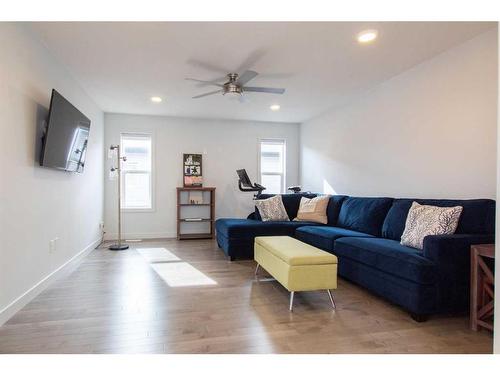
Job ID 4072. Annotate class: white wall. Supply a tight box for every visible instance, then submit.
[301,29,498,199]
[104,114,299,239]
[0,23,104,324]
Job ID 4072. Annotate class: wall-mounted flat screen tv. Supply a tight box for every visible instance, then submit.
[40,89,91,173]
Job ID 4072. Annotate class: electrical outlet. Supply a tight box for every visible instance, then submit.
[99,222,104,230]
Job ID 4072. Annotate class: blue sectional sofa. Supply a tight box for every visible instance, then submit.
[215,193,495,320]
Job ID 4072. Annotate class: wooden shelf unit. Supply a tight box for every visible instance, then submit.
[176,187,215,240]
[179,203,211,207]
[179,219,213,222]
[177,233,213,240]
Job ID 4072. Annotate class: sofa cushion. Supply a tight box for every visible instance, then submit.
[215,218,322,240]
[326,195,347,225]
[255,193,317,220]
[382,198,496,241]
[400,202,463,249]
[295,226,373,252]
[294,195,330,224]
[254,195,289,222]
[334,237,437,284]
[337,197,393,236]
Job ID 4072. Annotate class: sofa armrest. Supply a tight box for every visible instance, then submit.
[423,234,494,265]
[422,234,494,312]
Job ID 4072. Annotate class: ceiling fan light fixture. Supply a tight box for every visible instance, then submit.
[150,96,162,103]
[357,29,378,44]
[223,83,243,96]
[223,91,242,97]
[187,67,286,99]
[224,91,242,101]
[270,104,281,111]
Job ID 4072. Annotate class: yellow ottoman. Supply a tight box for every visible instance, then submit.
[254,236,338,311]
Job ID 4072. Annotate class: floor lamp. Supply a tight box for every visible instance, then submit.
[109,144,129,251]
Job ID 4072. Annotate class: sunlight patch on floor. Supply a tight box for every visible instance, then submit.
[136,247,180,263]
[151,262,217,287]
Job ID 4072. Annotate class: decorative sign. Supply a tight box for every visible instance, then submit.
[183,153,203,187]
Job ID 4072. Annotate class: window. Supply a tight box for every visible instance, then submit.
[259,139,286,194]
[121,133,153,210]
[66,127,89,172]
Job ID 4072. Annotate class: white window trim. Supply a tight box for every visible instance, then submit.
[120,132,155,213]
[258,138,287,194]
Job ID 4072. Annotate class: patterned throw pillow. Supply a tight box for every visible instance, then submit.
[400,202,463,249]
[294,196,330,224]
[254,195,290,222]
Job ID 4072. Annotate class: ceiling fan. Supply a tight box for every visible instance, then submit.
[186,70,285,99]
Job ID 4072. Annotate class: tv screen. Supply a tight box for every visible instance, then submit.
[40,89,91,173]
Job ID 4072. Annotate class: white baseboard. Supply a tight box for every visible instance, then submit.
[0,237,100,327]
[104,232,177,241]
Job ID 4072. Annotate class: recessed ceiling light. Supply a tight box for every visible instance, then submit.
[357,29,378,44]
[270,104,280,111]
[150,96,162,103]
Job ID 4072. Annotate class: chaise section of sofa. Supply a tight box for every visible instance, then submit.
[216,193,347,260]
[216,218,323,260]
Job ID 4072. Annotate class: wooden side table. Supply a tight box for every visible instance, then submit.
[470,244,495,332]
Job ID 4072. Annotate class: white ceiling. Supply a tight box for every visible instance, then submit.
[29,22,494,123]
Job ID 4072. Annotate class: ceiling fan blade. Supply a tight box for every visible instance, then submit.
[186,59,229,75]
[236,70,258,85]
[243,86,285,94]
[192,90,222,99]
[258,72,294,79]
[236,49,266,75]
[207,76,228,83]
[185,78,223,87]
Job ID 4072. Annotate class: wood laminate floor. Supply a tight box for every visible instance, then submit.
[0,239,493,354]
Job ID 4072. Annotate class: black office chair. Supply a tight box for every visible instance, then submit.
[237,169,266,198]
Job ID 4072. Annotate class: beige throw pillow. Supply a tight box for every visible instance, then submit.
[400,202,463,250]
[294,196,330,224]
[255,195,289,222]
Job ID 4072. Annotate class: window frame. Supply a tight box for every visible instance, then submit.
[258,138,287,194]
[120,132,155,212]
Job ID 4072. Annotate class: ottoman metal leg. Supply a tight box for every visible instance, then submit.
[254,263,260,276]
[289,291,295,311]
[327,289,336,309]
